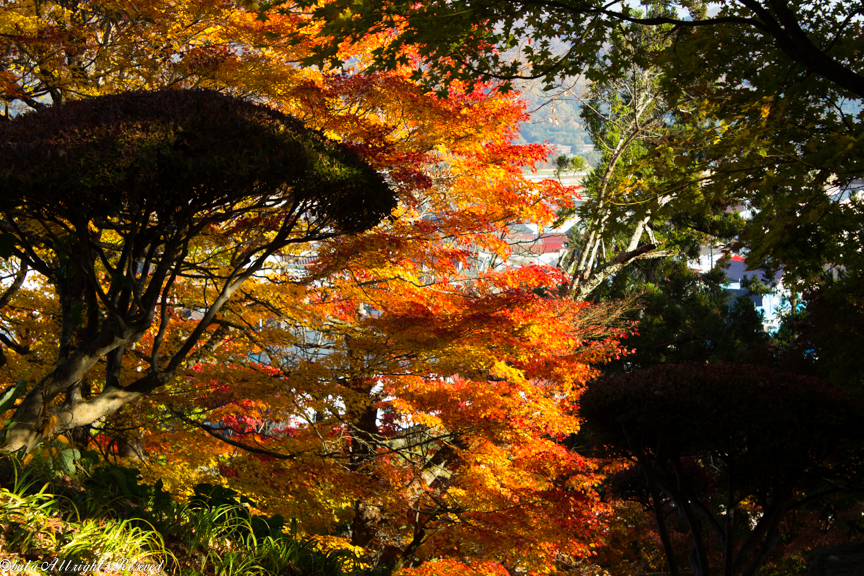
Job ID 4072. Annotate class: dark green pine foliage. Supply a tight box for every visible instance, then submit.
[589,255,771,370]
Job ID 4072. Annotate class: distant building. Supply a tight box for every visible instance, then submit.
[690,248,785,333]
[468,225,573,272]
[829,178,864,203]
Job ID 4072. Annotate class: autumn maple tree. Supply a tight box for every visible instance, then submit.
[0,0,311,113]
[136,74,629,568]
[0,0,633,573]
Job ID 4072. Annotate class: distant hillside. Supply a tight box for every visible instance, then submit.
[514,81,601,167]
[515,85,861,169]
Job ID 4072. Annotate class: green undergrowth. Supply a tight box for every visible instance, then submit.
[0,455,379,576]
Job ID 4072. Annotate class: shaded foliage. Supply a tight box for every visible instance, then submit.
[0,88,395,234]
[581,363,864,576]
[773,271,864,398]
[592,257,771,370]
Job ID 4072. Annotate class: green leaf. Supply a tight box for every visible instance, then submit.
[0,379,26,413]
[58,448,80,474]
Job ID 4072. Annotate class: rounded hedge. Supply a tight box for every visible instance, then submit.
[580,363,864,471]
[0,89,396,233]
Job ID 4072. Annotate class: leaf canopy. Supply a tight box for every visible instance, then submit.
[581,363,864,466]
[0,88,396,234]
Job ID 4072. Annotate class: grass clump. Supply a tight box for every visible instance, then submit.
[0,455,376,576]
